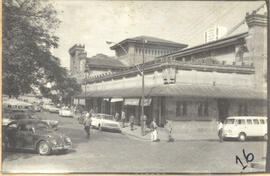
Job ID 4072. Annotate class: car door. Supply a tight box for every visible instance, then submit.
[4,121,18,148]
[16,123,35,149]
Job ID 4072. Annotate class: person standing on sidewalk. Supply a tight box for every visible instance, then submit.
[165,120,174,142]
[217,121,223,142]
[129,115,135,131]
[150,119,159,142]
[83,111,92,139]
[121,111,126,128]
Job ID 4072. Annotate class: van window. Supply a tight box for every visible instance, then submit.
[237,119,245,125]
[247,119,252,124]
[225,119,235,124]
[253,119,259,125]
[260,119,265,124]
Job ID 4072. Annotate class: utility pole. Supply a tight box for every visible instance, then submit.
[141,39,146,136]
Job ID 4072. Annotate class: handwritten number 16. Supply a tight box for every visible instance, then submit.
[236,149,254,170]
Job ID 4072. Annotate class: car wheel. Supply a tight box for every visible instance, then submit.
[38,141,51,155]
[238,132,246,142]
[264,134,268,141]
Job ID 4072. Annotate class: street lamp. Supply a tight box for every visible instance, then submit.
[106,40,146,136]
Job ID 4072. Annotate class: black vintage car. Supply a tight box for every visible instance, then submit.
[3,119,72,155]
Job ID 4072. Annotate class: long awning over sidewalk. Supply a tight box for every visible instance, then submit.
[76,84,266,100]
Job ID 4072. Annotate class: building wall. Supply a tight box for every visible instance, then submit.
[115,44,181,66]
[164,97,266,122]
[165,97,218,121]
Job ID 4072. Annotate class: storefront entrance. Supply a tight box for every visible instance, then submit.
[217,99,230,122]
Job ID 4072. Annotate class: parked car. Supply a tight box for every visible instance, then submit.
[47,106,60,113]
[222,116,267,141]
[32,104,42,112]
[2,112,34,126]
[2,112,59,129]
[3,119,72,155]
[59,108,73,117]
[91,113,121,132]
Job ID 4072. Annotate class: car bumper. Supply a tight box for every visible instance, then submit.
[51,144,72,151]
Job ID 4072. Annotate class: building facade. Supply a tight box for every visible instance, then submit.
[110,36,188,66]
[74,12,267,128]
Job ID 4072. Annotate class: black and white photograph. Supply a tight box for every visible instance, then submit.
[2,0,269,174]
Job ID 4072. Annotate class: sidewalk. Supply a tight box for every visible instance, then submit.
[121,121,219,142]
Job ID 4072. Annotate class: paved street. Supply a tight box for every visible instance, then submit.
[2,112,267,173]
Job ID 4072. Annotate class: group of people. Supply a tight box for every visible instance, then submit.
[81,108,175,142]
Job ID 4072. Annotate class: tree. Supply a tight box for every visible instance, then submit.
[3,0,60,97]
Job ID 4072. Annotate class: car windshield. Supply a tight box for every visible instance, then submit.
[11,113,32,120]
[103,115,114,120]
[224,119,235,124]
[35,122,50,130]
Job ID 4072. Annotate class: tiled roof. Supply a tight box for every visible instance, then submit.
[160,32,248,58]
[76,84,266,100]
[110,36,188,49]
[130,36,186,46]
[86,54,126,69]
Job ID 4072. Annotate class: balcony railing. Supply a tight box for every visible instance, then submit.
[84,57,254,84]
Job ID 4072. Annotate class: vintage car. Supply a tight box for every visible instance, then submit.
[2,112,34,126]
[59,108,73,117]
[2,112,59,129]
[91,113,121,132]
[47,106,60,113]
[3,119,72,155]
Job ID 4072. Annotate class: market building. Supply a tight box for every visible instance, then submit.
[72,12,267,127]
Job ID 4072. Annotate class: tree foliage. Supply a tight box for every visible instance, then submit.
[3,0,81,102]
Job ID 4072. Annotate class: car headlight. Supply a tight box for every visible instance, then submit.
[50,139,58,146]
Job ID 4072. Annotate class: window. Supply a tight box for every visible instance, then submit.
[176,101,187,116]
[253,119,259,125]
[237,119,245,125]
[247,119,252,124]
[198,101,209,117]
[260,119,265,124]
[225,119,235,124]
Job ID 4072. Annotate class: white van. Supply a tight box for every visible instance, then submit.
[222,116,267,141]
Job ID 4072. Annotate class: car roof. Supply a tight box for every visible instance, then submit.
[17,119,43,124]
[226,116,267,120]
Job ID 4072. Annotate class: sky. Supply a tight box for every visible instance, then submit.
[50,0,266,69]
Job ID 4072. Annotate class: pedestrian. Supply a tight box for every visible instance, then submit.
[121,111,126,128]
[129,115,135,131]
[83,111,92,139]
[114,112,120,121]
[217,120,223,142]
[165,120,174,142]
[150,119,159,142]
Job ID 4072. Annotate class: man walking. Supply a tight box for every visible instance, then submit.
[84,111,92,139]
[150,119,159,142]
[121,111,126,128]
[217,121,223,142]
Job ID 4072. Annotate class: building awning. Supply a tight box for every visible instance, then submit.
[77,84,266,100]
[111,98,123,102]
[124,98,140,106]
